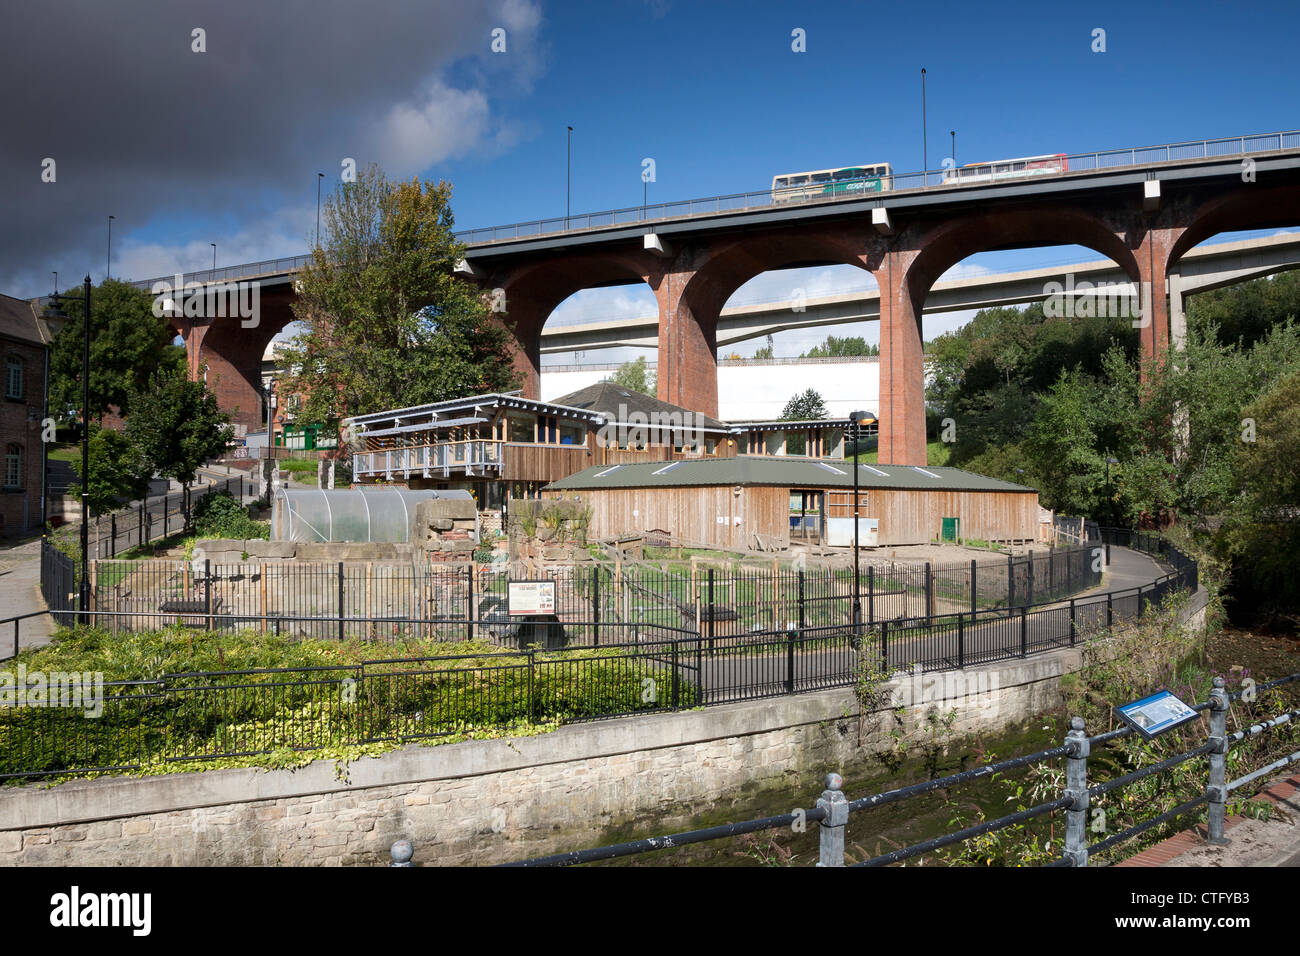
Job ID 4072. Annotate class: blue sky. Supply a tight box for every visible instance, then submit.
[5,0,1298,361]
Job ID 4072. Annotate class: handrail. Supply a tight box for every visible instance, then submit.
[120,129,1300,290]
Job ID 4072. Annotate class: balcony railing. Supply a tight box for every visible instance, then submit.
[353,440,503,480]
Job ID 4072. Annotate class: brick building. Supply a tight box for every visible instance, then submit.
[0,294,55,537]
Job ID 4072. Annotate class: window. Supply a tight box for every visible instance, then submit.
[508,414,534,443]
[4,356,22,400]
[4,444,21,489]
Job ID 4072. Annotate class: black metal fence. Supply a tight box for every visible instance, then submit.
[0,622,703,780]
[34,540,1105,648]
[73,475,250,559]
[3,531,1198,781]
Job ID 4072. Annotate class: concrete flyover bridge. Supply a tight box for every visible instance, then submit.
[536,231,1300,355]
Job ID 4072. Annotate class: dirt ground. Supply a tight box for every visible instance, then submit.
[791,539,1046,569]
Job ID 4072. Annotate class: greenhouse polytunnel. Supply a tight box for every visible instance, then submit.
[271,486,474,543]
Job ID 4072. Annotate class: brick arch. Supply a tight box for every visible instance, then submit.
[878,205,1144,465]
[487,250,666,400]
[1166,183,1300,270]
[662,225,876,415]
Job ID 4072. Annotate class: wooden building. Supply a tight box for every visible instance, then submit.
[344,385,876,516]
[544,457,1040,549]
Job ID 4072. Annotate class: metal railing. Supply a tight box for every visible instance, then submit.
[455,129,1300,245]
[73,475,250,559]
[352,441,503,479]
[0,621,703,780]
[118,129,1300,291]
[505,671,1299,867]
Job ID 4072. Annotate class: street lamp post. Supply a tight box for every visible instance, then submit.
[921,68,928,178]
[106,216,115,280]
[210,243,216,281]
[566,126,573,223]
[316,172,324,246]
[951,130,956,166]
[43,276,93,617]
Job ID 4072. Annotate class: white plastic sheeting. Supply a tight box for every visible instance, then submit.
[272,486,474,543]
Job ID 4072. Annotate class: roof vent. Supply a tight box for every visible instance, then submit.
[911,466,942,479]
[817,462,847,475]
[594,465,621,477]
[861,464,889,477]
[652,461,682,475]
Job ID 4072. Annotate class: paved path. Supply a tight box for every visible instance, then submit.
[0,463,258,659]
[1117,773,1300,867]
[0,538,55,656]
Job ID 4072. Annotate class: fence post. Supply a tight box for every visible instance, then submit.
[139,502,146,546]
[465,563,474,643]
[1206,677,1231,845]
[591,565,600,646]
[1027,550,1035,606]
[1020,605,1028,658]
[110,514,116,557]
[707,568,715,650]
[798,569,805,634]
[957,612,965,669]
[205,558,213,631]
[815,772,848,867]
[1007,554,1015,608]
[924,562,933,623]
[1069,598,1077,646]
[338,561,346,641]
[970,559,977,615]
[1106,592,1113,629]
[880,620,889,671]
[785,627,795,694]
[390,840,414,867]
[1048,548,1055,598]
[867,566,874,625]
[671,641,680,708]
[1063,716,1090,867]
[1137,584,1144,619]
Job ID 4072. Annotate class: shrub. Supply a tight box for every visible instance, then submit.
[192,490,269,540]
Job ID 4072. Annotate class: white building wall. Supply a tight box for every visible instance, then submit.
[541,357,881,420]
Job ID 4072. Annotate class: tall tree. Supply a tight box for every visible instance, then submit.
[606,356,655,395]
[126,367,233,511]
[48,278,184,422]
[282,164,518,421]
[781,388,828,420]
[69,425,152,516]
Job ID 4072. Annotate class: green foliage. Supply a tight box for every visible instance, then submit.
[752,334,776,360]
[68,424,152,516]
[781,387,828,421]
[48,278,185,422]
[0,626,700,783]
[802,335,879,358]
[125,366,233,489]
[282,163,518,420]
[191,490,269,540]
[606,356,655,395]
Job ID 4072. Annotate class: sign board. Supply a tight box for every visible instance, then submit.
[1113,690,1199,740]
[507,580,556,617]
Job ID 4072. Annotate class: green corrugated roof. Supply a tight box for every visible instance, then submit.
[546,456,1036,493]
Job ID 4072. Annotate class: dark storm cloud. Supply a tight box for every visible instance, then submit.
[0,0,542,295]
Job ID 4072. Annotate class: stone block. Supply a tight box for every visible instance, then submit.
[244,540,297,559]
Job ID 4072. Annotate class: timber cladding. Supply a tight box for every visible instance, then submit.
[503,444,593,482]
[545,485,789,551]
[546,484,1038,548]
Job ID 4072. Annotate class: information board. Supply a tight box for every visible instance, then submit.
[1114,689,1199,740]
[507,580,556,616]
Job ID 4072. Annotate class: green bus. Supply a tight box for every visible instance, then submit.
[771,163,892,204]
